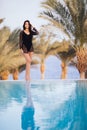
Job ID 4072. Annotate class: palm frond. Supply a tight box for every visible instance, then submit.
[40,0,75,38]
[0,26,10,52]
[40,0,87,45]
[57,46,76,63]
[65,0,85,40]
[0,26,26,73]
[0,18,5,24]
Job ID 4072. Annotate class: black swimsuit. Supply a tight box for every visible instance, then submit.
[19,28,38,53]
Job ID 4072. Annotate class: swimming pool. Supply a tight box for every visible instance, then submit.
[0,80,87,130]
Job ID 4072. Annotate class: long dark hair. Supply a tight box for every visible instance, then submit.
[23,20,31,32]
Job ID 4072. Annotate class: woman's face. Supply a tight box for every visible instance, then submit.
[25,22,30,29]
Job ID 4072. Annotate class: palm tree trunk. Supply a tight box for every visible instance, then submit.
[61,61,67,79]
[80,72,85,79]
[76,48,87,79]
[40,61,45,79]
[0,70,9,80]
[12,69,19,80]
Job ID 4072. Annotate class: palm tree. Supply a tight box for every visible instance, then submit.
[0,26,26,80]
[56,45,76,79]
[33,26,50,79]
[0,26,11,80]
[33,25,70,79]
[40,0,87,79]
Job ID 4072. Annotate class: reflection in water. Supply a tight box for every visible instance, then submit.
[51,80,87,130]
[21,82,39,130]
[0,81,87,130]
[0,82,25,110]
[73,80,87,130]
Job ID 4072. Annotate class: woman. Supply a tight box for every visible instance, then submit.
[19,20,39,81]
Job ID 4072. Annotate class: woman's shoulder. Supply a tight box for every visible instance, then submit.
[19,30,24,36]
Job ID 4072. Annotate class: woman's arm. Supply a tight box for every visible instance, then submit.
[31,27,39,35]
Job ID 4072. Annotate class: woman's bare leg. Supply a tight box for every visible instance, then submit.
[23,53,31,81]
[29,52,33,61]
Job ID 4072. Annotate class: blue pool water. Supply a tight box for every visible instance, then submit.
[0,80,87,130]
